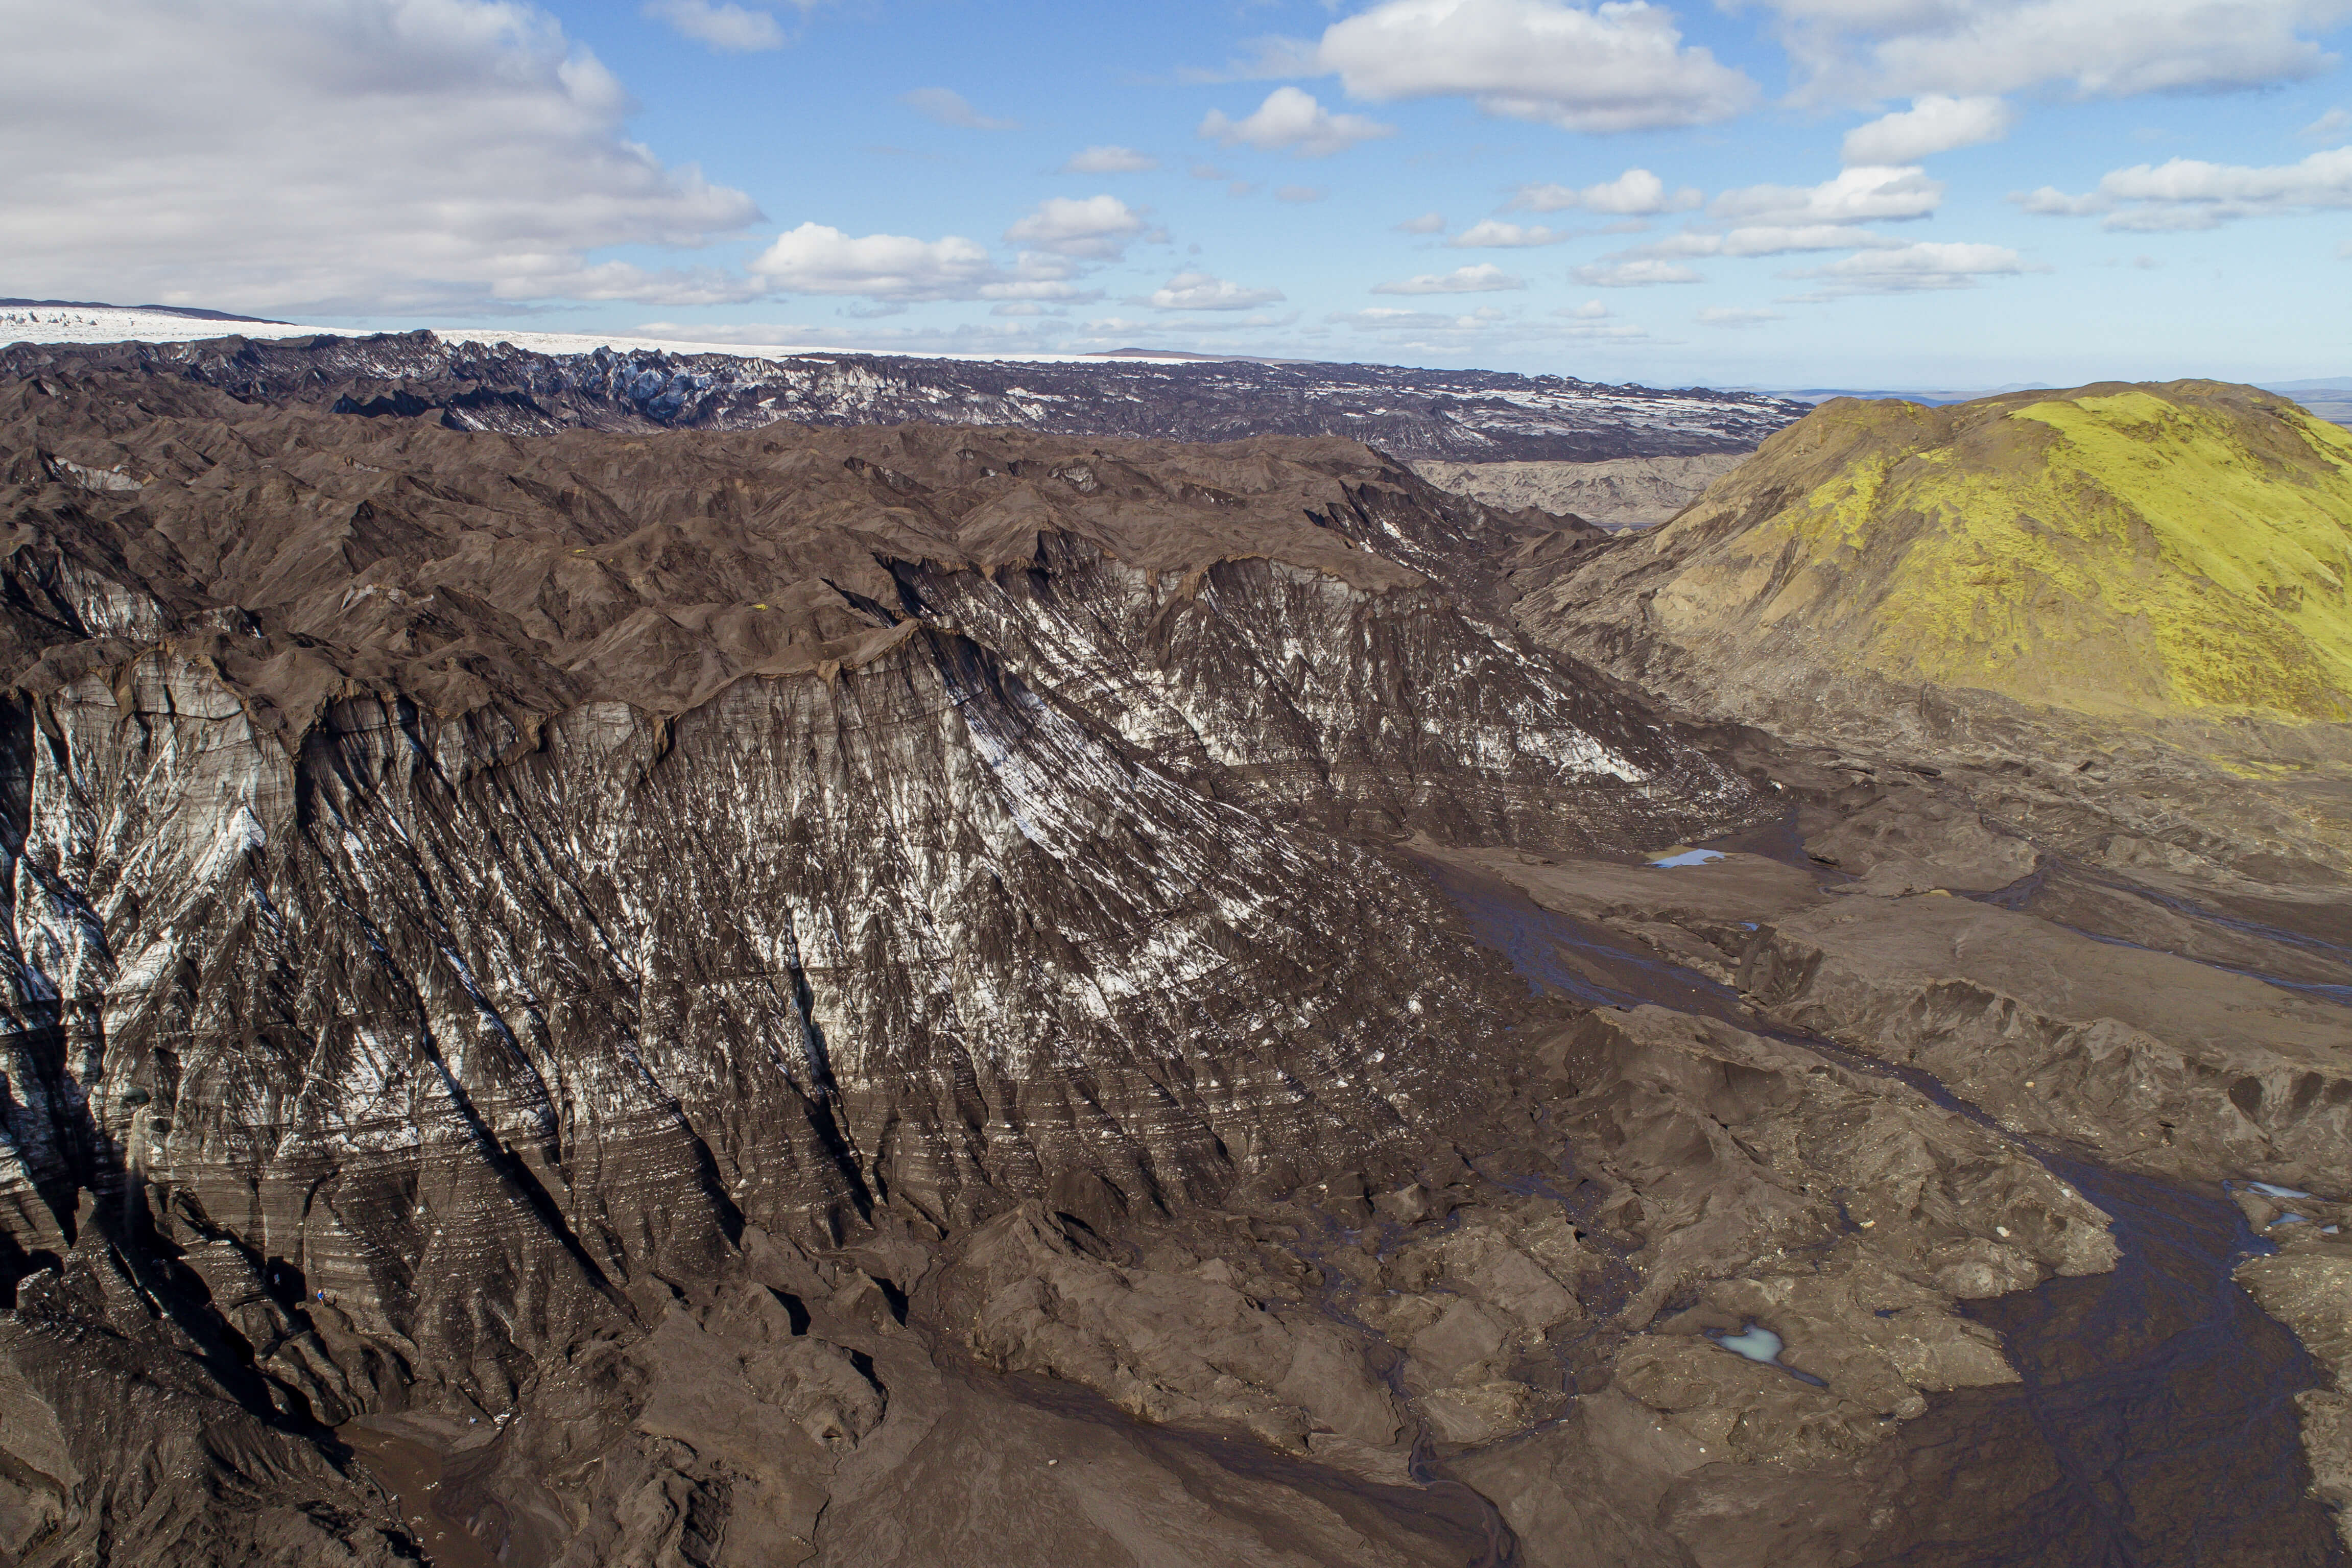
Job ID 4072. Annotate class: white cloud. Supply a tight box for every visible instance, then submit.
[2305,108,2352,138]
[1371,263,1527,293]
[1062,145,1159,174]
[627,319,823,344]
[1275,184,1329,202]
[1545,301,1648,336]
[1328,306,1485,329]
[1780,240,2037,297]
[1513,168,1702,215]
[1449,219,1571,247]
[900,87,1017,130]
[1322,301,1655,348]
[1630,223,1904,257]
[1841,96,2016,164]
[748,223,1099,303]
[1199,86,1395,156]
[0,0,764,314]
[1697,306,1784,326]
[2014,146,2352,229]
[1711,165,1945,225]
[634,318,1063,355]
[1315,0,1757,132]
[1761,0,2352,103]
[1396,211,1448,233]
[642,0,785,52]
[750,224,997,300]
[1573,259,1704,286]
[1147,271,1287,309]
[1003,195,1147,259]
[2014,186,2113,216]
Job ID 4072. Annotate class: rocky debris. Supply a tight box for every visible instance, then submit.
[1411,453,1750,529]
[0,356,1788,1563]
[3,343,2348,1565]
[0,331,1805,462]
[935,1202,1408,1477]
[1743,892,2352,1186]
[1430,842,1828,984]
[1800,791,2038,894]
[2236,1229,2352,1550]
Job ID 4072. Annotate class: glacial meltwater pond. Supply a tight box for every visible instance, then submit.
[1419,856,2349,1567]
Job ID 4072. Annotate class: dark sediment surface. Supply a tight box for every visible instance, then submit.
[1427,858,2348,1566]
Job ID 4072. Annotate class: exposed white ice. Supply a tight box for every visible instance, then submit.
[1715,1324,1784,1364]
[1,306,1215,366]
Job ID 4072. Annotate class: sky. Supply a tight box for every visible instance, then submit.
[4,0,2351,387]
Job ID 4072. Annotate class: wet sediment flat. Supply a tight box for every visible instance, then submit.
[1420,856,2348,1565]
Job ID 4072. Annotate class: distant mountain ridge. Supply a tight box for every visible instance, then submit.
[1,328,1805,462]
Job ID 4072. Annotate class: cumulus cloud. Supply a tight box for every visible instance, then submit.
[1625,223,1904,258]
[1449,220,1572,247]
[1842,96,2016,164]
[1315,0,1757,132]
[636,318,1062,355]
[1199,86,1395,156]
[1326,306,1492,329]
[1548,300,1649,336]
[0,0,765,314]
[642,0,785,52]
[1712,164,1946,226]
[1371,263,1527,293]
[1323,300,1655,349]
[1396,211,1448,233]
[1779,240,2037,298]
[1697,306,1784,326]
[900,87,1017,130]
[748,223,1102,303]
[1512,168,1702,215]
[1760,0,2352,103]
[2014,145,2352,229]
[749,224,999,300]
[1062,145,1159,173]
[1003,195,1147,259]
[1147,271,1287,309]
[1573,259,1704,286]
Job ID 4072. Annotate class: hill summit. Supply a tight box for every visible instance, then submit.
[1534,379,2352,726]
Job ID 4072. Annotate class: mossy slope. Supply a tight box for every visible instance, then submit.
[1642,380,2352,722]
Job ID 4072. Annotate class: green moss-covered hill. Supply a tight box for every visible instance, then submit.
[1635,380,2352,723]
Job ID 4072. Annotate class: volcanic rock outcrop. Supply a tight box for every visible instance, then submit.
[2,353,2348,1568]
[1409,453,1750,530]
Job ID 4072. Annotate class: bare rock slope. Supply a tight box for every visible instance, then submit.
[1410,453,1749,529]
[3,355,2348,1568]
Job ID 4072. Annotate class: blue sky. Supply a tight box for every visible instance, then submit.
[6,0,2351,385]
